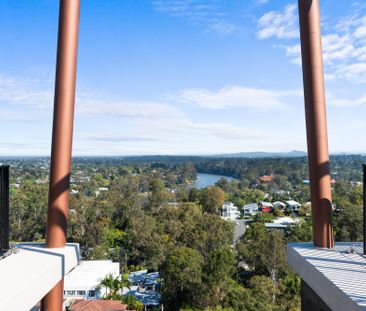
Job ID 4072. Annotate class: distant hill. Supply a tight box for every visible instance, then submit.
[211,150,307,158]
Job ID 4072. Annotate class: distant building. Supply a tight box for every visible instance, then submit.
[259,201,274,213]
[285,200,302,211]
[242,203,259,215]
[273,217,300,226]
[63,260,120,303]
[221,202,240,220]
[271,189,288,195]
[273,201,286,210]
[265,217,300,231]
[128,269,148,286]
[265,223,288,231]
[260,175,273,183]
[123,270,161,307]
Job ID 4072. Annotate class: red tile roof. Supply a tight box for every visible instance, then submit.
[260,175,273,183]
[71,300,128,311]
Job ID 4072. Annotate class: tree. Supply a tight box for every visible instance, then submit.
[161,247,204,309]
[236,223,267,274]
[260,231,286,301]
[104,228,128,264]
[148,178,170,211]
[286,221,312,242]
[121,295,144,311]
[100,274,118,298]
[200,186,226,214]
[248,275,276,310]
[335,204,362,241]
[202,247,238,306]
[221,280,253,311]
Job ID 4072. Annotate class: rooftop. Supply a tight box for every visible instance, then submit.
[0,243,79,310]
[65,260,119,290]
[71,300,127,311]
[287,242,366,311]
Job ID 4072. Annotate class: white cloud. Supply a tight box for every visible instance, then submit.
[151,0,238,36]
[0,74,53,109]
[327,91,366,107]
[0,72,302,155]
[335,62,366,83]
[76,98,183,119]
[172,85,294,110]
[79,133,161,143]
[0,73,184,121]
[183,121,272,140]
[322,34,355,63]
[257,4,298,39]
[0,108,37,121]
[264,4,366,83]
[208,20,237,36]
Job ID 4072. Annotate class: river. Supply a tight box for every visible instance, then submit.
[192,172,236,189]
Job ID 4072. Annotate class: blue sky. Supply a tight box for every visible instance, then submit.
[0,0,366,156]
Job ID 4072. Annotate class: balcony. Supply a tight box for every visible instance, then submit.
[0,243,79,310]
[287,242,366,311]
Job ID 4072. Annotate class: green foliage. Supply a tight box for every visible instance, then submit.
[236,223,298,310]
[200,186,226,214]
[334,205,363,241]
[104,228,128,249]
[253,212,275,223]
[161,247,204,309]
[204,247,236,283]
[121,295,144,311]
[10,181,48,241]
[286,221,312,242]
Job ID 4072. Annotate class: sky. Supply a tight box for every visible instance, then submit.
[1,0,366,156]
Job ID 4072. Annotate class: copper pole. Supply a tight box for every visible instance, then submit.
[44,0,80,310]
[298,0,334,248]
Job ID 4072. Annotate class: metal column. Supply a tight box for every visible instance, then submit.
[43,0,80,310]
[363,165,366,255]
[298,0,334,248]
[0,165,9,255]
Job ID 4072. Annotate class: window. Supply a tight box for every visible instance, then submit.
[77,290,86,296]
[88,290,96,297]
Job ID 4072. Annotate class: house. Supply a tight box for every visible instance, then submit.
[265,223,288,231]
[273,217,300,226]
[70,300,127,311]
[259,201,274,213]
[285,200,302,211]
[142,272,160,292]
[221,202,240,220]
[128,269,148,286]
[123,270,161,307]
[265,217,300,231]
[273,201,286,210]
[242,203,259,216]
[63,260,120,303]
[260,175,273,183]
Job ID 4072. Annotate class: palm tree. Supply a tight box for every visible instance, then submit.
[100,274,115,298]
[99,274,132,299]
